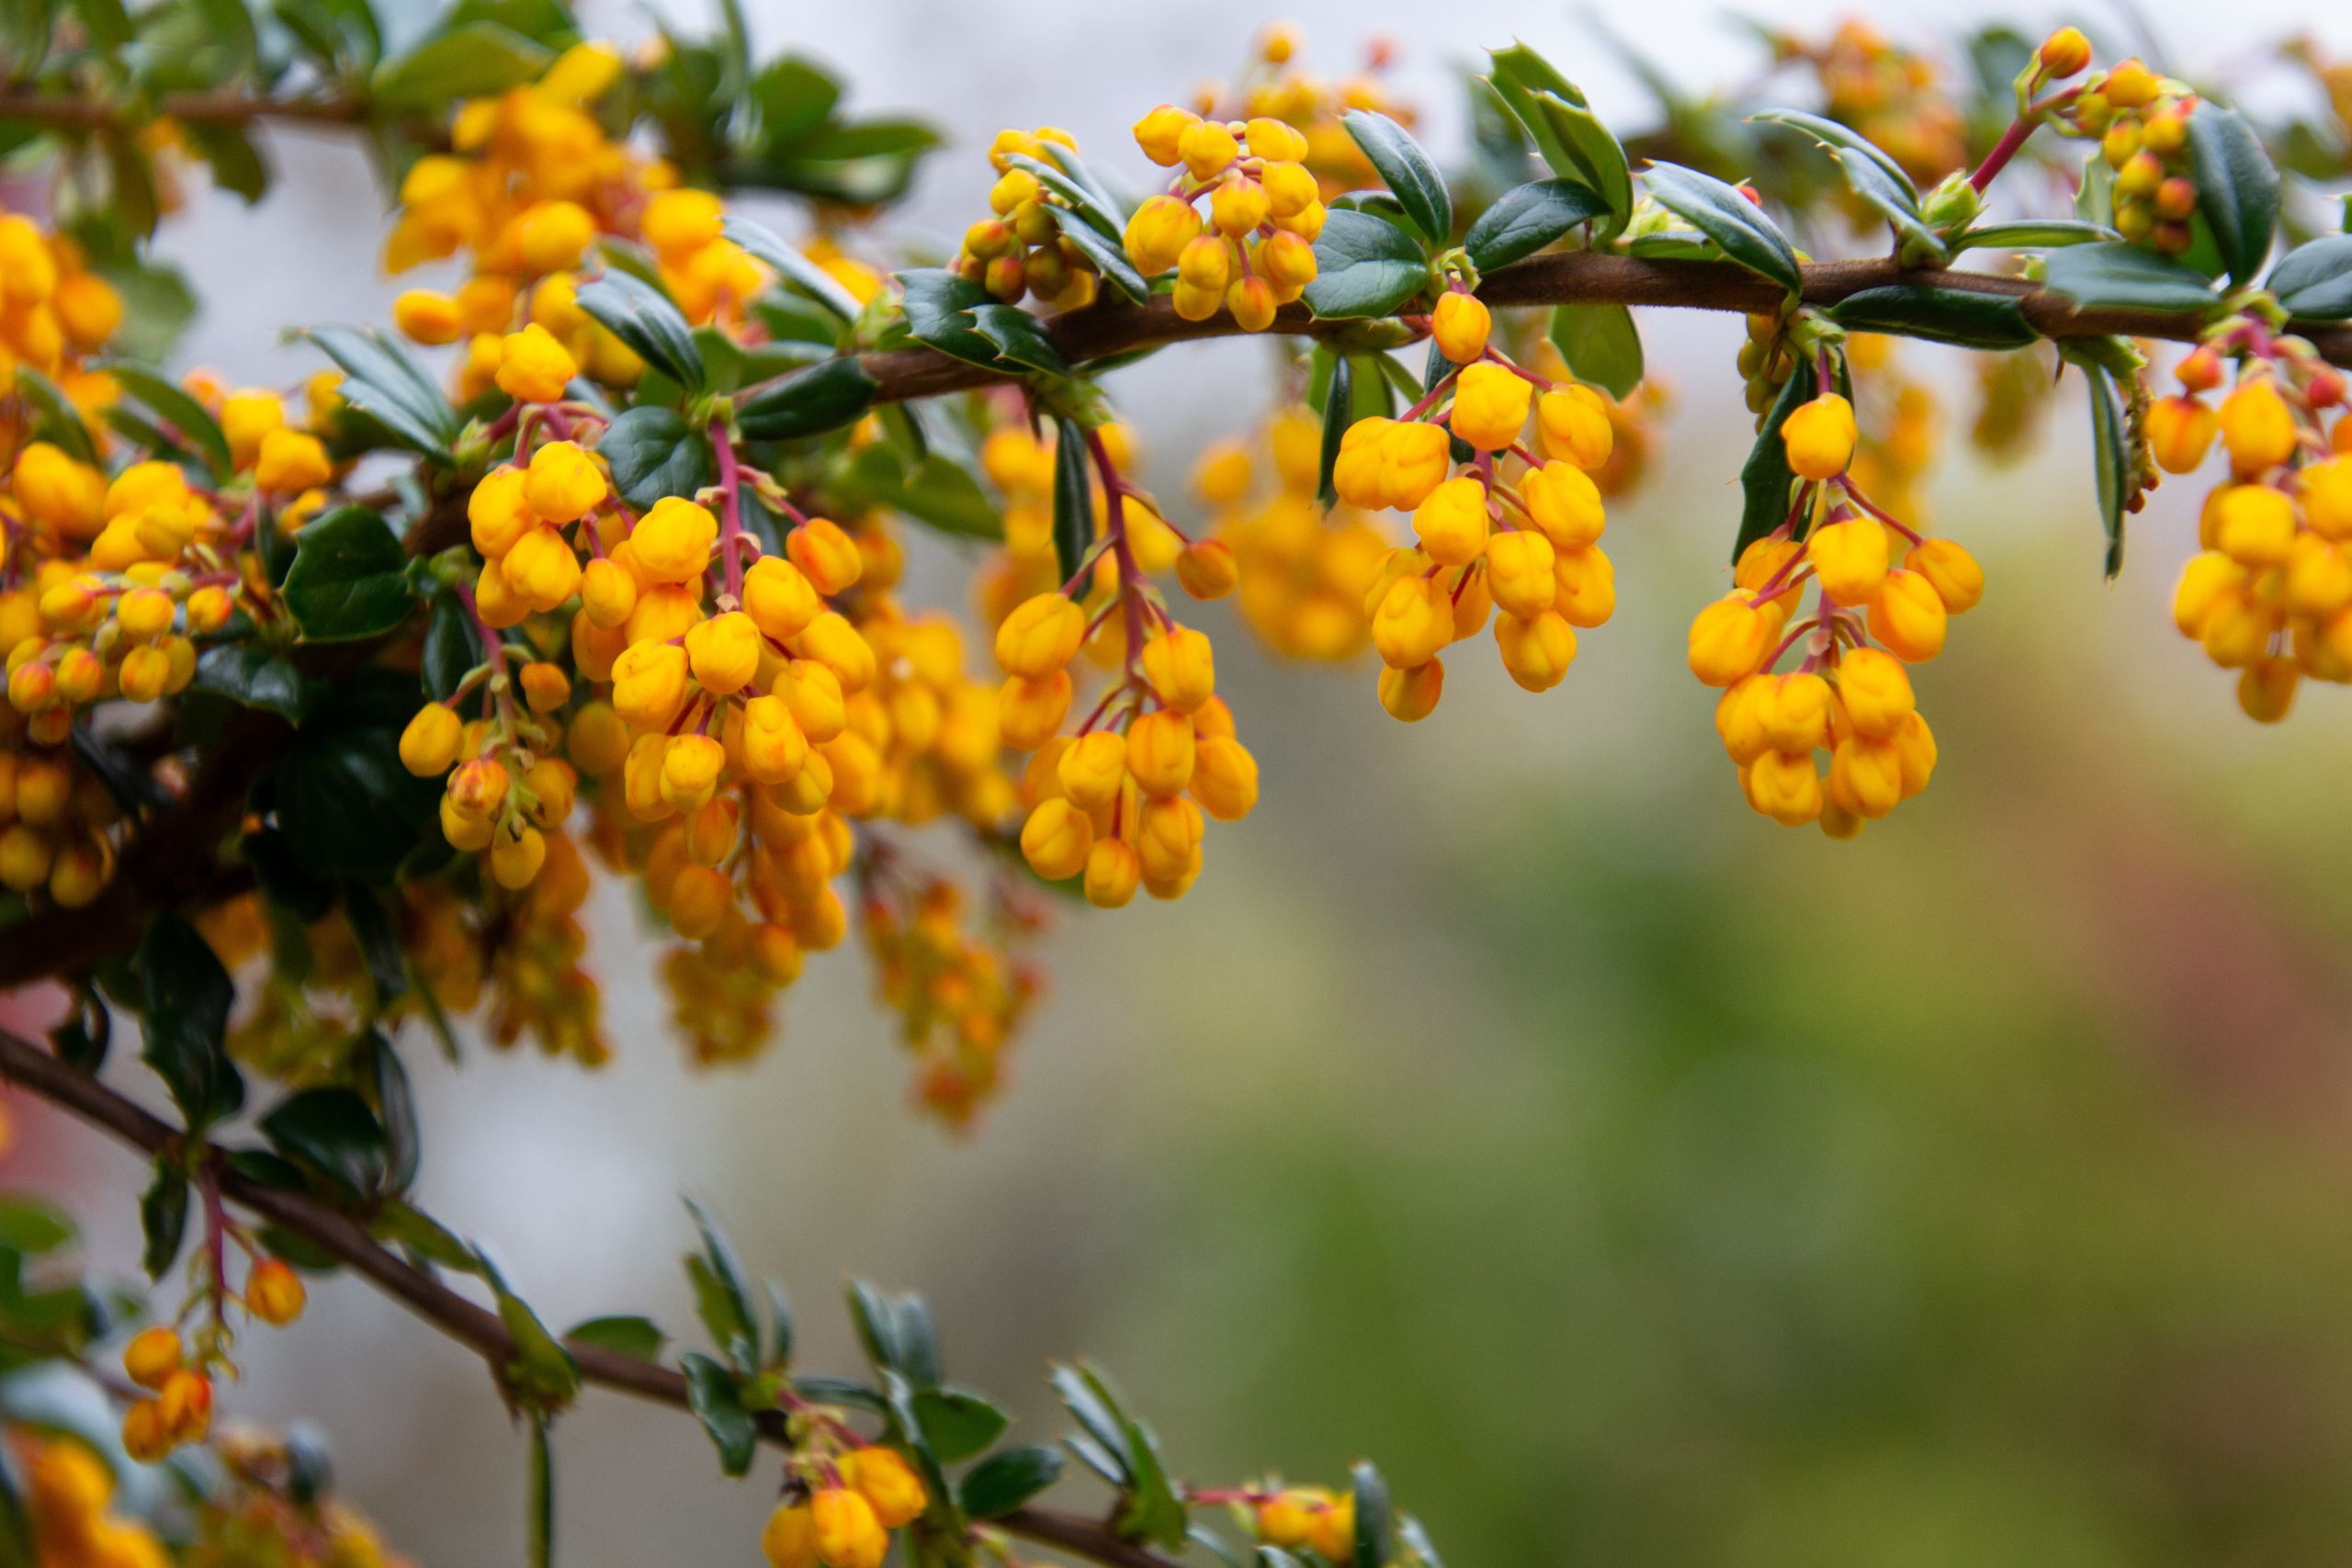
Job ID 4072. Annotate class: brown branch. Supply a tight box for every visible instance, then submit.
[0,1024,1181,1568]
[850,251,2352,403]
[0,89,371,132]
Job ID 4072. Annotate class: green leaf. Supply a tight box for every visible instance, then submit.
[898,268,1009,370]
[1485,49,1630,237]
[563,1315,667,1361]
[838,446,1001,540]
[960,1445,1066,1518]
[527,1416,554,1568]
[600,406,714,508]
[282,507,414,642]
[2267,234,2352,321]
[1349,1462,1392,1568]
[1001,152,1124,241]
[187,122,267,204]
[65,0,126,50]
[1047,1361,1127,1473]
[269,670,443,883]
[1050,215,1151,305]
[421,591,485,705]
[845,1280,941,1387]
[2040,243,2219,313]
[478,1253,581,1405]
[259,1088,390,1195]
[750,54,841,143]
[135,915,242,1131]
[11,368,96,465]
[736,356,877,442]
[1826,286,2039,349]
[1462,178,1609,273]
[0,1200,74,1257]
[722,215,864,323]
[1951,219,2123,252]
[912,1386,1010,1463]
[375,1201,476,1271]
[192,645,315,721]
[1316,352,1352,509]
[1050,416,1091,589]
[1749,108,1941,258]
[680,1351,758,1475]
[373,20,551,111]
[965,304,1072,379]
[682,1196,758,1370]
[2187,105,2278,288]
[577,272,705,391]
[1343,110,1452,246]
[2081,358,2130,580]
[1303,209,1430,320]
[302,327,457,458]
[1548,304,1644,399]
[1733,359,1817,564]
[1641,162,1802,296]
[100,361,232,475]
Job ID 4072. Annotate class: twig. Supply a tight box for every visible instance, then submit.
[0,1024,1183,1568]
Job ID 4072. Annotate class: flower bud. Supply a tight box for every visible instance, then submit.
[1021,797,1092,880]
[1781,394,1857,480]
[1084,836,1142,908]
[247,1258,307,1325]
[1865,570,1949,661]
[2220,379,2299,474]
[1125,709,1195,797]
[1432,293,1492,365]
[994,593,1085,678]
[524,440,606,524]
[1806,516,1889,606]
[1536,386,1614,470]
[1448,362,1533,453]
[1495,608,1577,692]
[1745,749,1823,826]
[401,703,466,776]
[786,517,864,596]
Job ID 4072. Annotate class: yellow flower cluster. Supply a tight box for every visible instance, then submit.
[18,1433,169,1568]
[1190,24,1411,198]
[2,280,343,909]
[118,1254,305,1463]
[2161,340,2352,721]
[760,1447,928,1568]
[996,429,1259,908]
[1334,310,1618,718]
[950,127,1101,311]
[0,205,124,398]
[1688,389,1980,836]
[863,871,1043,1128]
[2053,54,2201,255]
[1123,105,1324,332]
[1194,408,1385,660]
[1252,1486,1357,1562]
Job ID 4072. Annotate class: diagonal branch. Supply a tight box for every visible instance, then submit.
[0,1024,1179,1568]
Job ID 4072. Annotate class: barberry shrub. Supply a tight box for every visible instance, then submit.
[0,2,2346,1562]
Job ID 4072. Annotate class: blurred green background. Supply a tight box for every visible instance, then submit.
[23,0,2352,1561]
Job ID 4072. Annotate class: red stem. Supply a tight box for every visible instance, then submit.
[711,418,746,601]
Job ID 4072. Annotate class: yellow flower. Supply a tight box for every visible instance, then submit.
[524,439,607,523]
[393,288,464,344]
[1412,477,1489,567]
[685,610,762,694]
[1866,570,1948,661]
[786,517,864,596]
[2219,379,2298,474]
[1448,362,1532,453]
[496,323,579,403]
[1687,595,1773,686]
[631,497,718,582]
[1805,516,1889,606]
[400,703,465,775]
[1021,797,1092,879]
[1537,387,1614,470]
[1781,393,1857,480]
[1495,609,1577,692]
[1833,647,1915,737]
[994,593,1086,679]
[1373,573,1453,669]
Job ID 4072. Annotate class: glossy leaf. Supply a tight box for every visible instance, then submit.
[1051,415,1091,589]
[138,1168,187,1279]
[1642,162,1802,296]
[1051,214,1151,304]
[1827,286,2039,349]
[1343,110,1452,246]
[1733,359,1817,564]
[736,355,877,441]
[1548,304,1644,400]
[1462,178,1609,273]
[259,1088,390,1195]
[601,406,714,507]
[1303,209,1430,320]
[722,215,865,323]
[100,362,232,475]
[965,303,1072,379]
[912,1385,1010,1463]
[562,1315,667,1362]
[577,271,705,391]
[899,267,1012,369]
[683,1196,758,1370]
[681,1351,758,1476]
[192,645,316,721]
[1487,46,1633,236]
[2187,105,2278,288]
[1316,351,1353,509]
[1350,1463,1393,1568]
[960,1445,1066,1518]
[1951,219,2123,252]
[135,914,242,1131]
[2040,243,2219,313]
[2082,358,2130,580]
[373,20,551,111]
[1750,108,1941,257]
[281,507,413,642]
[2267,234,2352,321]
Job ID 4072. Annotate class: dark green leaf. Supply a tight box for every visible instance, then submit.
[11,368,95,465]
[421,591,485,705]
[1349,1462,1392,1568]
[966,304,1072,379]
[138,1167,187,1280]
[1951,219,2123,252]
[100,362,232,475]
[2188,105,2278,288]
[1001,152,1124,240]
[601,406,714,508]
[478,1253,581,1404]
[912,1386,1009,1463]
[1343,110,1452,246]
[1050,415,1091,589]
[282,507,413,642]
[563,1315,667,1361]
[187,122,267,204]
[577,271,705,391]
[960,1445,1066,1518]
[722,215,864,323]
[683,1196,757,1370]
[680,1351,757,1475]
[898,268,1009,370]
[269,670,443,883]
[2040,243,2219,313]
[1462,178,1608,273]
[359,1029,418,1191]
[1548,304,1644,399]
[259,1088,390,1195]
[2083,358,2130,580]
[2267,234,2352,321]
[736,356,876,441]
[1303,209,1429,320]
[373,20,551,111]
[750,54,841,143]
[135,914,242,1130]
[1827,285,2039,349]
[1486,49,1631,236]
[839,446,1001,539]
[1316,351,1352,509]
[1050,216,1151,305]
[1642,162,1801,296]
[1750,108,1940,257]
[301,327,457,458]
[1733,358,1817,564]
